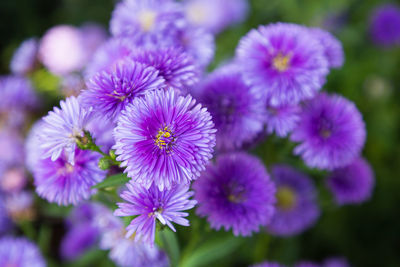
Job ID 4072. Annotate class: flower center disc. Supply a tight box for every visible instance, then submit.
[276,186,297,210]
[272,53,291,72]
[155,127,175,152]
[139,10,157,32]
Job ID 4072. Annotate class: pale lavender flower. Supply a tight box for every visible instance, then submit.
[115,182,196,245]
[310,28,344,69]
[113,89,216,190]
[38,96,93,163]
[0,236,46,267]
[265,104,301,137]
[10,38,38,75]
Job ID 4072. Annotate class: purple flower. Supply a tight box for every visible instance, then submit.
[38,96,93,163]
[110,0,183,46]
[32,148,106,206]
[326,157,374,205]
[131,47,200,91]
[0,198,11,235]
[82,60,164,120]
[115,182,196,245]
[25,120,45,173]
[80,23,108,60]
[265,103,301,137]
[175,25,215,68]
[0,76,38,128]
[197,65,265,150]
[193,152,276,236]
[84,38,136,78]
[0,166,27,193]
[323,257,350,267]
[267,165,320,236]
[114,89,216,190]
[184,0,248,34]
[370,4,400,46]
[0,236,46,267]
[0,129,24,167]
[60,223,98,260]
[291,93,366,170]
[236,23,329,106]
[39,25,87,75]
[310,28,344,69]
[251,262,286,267]
[10,38,38,75]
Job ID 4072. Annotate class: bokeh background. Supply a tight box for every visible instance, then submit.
[1,0,400,266]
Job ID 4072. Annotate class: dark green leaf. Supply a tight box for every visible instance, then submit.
[92,173,129,189]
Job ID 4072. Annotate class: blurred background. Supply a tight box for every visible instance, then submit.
[1,0,400,266]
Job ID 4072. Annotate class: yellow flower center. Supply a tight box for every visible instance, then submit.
[155,127,175,151]
[186,3,207,24]
[276,186,297,210]
[138,10,157,32]
[272,53,291,72]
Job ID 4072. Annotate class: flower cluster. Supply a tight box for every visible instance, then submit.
[0,0,376,266]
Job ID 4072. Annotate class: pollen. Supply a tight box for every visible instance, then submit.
[272,53,291,72]
[138,10,157,32]
[155,127,175,151]
[276,186,297,210]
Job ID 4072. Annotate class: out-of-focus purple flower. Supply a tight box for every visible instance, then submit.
[10,38,38,75]
[251,262,286,267]
[236,23,329,106]
[39,25,87,75]
[197,65,265,150]
[38,96,93,163]
[326,157,374,205]
[265,104,301,137]
[0,236,46,267]
[323,257,350,267]
[114,89,216,190]
[0,76,38,128]
[0,129,24,167]
[84,38,135,78]
[32,148,106,206]
[267,165,320,236]
[115,182,196,245]
[194,152,276,236]
[370,4,400,46]
[110,0,184,46]
[0,198,12,235]
[310,28,344,69]
[131,47,200,91]
[295,262,320,267]
[82,60,164,120]
[291,93,366,170]
[175,25,215,68]
[184,0,248,34]
[60,222,98,260]
[60,74,86,97]
[80,23,108,60]
[25,120,44,173]
[0,166,27,193]
[4,191,35,221]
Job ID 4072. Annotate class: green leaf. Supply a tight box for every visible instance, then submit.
[156,229,180,267]
[180,236,243,267]
[92,173,129,189]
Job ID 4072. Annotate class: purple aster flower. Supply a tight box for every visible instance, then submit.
[323,257,350,267]
[39,25,87,75]
[0,129,24,167]
[84,38,136,78]
[0,236,46,267]
[110,0,184,46]
[80,23,108,60]
[310,28,344,69]
[370,4,400,46]
[131,47,200,91]
[175,25,215,68]
[193,152,276,236]
[82,60,164,120]
[32,148,106,206]
[38,96,93,163]
[236,23,329,106]
[60,222,98,260]
[197,66,265,151]
[326,157,374,205]
[0,76,38,128]
[114,89,216,190]
[267,165,320,236]
[251,262,286,267]
[184,0,248,34]
[291,93,366,170]
[265,103,301,137]
[10,38,38,75]
[25,120,45,173]
[114,182,196,245]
